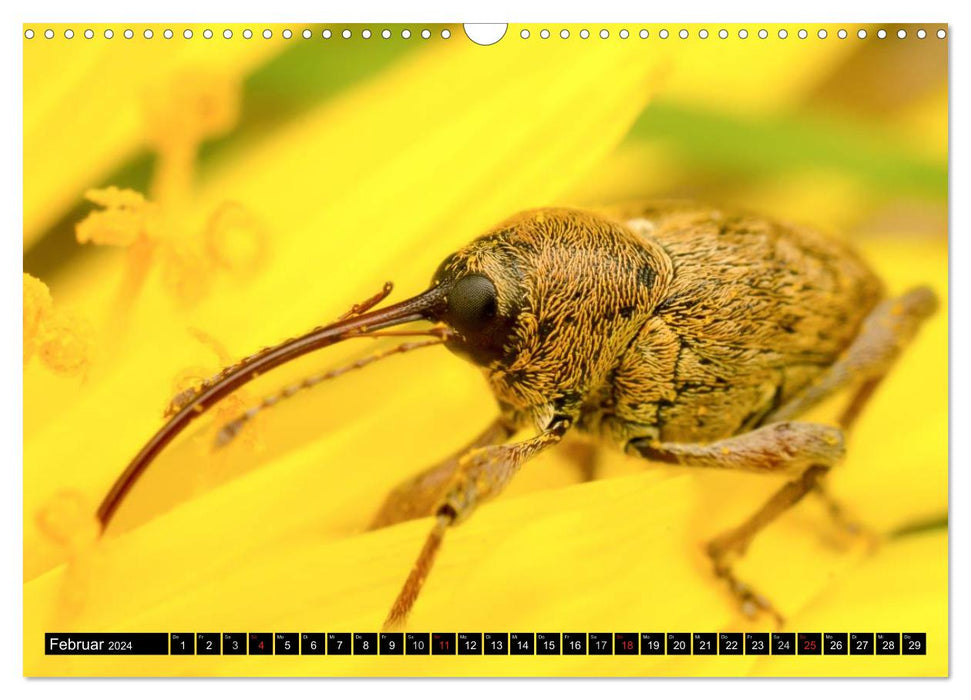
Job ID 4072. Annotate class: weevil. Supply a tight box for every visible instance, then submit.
[96,201,937,629]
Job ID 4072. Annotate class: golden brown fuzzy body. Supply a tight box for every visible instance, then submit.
[588,202,885,446]
[441,202,885,450]
[374,202,925,628]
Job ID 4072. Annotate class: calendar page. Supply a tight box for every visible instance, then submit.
[21,20,948,679]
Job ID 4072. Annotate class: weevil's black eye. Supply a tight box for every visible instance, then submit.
[447,274,498,333]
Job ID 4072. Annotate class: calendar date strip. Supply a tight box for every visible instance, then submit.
[45,632,927,656]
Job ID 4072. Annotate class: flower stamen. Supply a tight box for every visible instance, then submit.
[23,273,93,377]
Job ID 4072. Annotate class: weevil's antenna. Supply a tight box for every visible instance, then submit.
[97,282,449,530]
[215,334,447,448]
[164,282,400,419]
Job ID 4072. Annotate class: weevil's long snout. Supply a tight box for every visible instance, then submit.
[96,284,449,530]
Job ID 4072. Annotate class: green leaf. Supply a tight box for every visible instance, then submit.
[628,101,946,200]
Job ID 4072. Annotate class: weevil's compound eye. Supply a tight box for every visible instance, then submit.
[446,275,498,333]
[436,267,517,367]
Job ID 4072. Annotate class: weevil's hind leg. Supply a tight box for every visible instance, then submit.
[382,420,568,630]
[681,287,936,622]
[813,377,888,548]
[705,465,830,623]
[629,421,847,623]
[810,477,881,553]
[770,286,938,541]
[369,419,514,530]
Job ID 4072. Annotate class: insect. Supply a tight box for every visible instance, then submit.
[96,201,937,629]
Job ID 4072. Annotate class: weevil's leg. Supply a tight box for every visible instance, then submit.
[628,421,846,476]
[802,378,888,550]
[810,477,880,552]
[383,513,450,629]
[369,418,515,530]
[627,421,847,623]
[383,418,570,630]
[767,287,937,540]
[706,465,831,623]
[633,289,936,621]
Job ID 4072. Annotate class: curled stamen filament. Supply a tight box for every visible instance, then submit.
[216,335,447,447]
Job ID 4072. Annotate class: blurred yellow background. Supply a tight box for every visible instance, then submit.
[23,23,947,677]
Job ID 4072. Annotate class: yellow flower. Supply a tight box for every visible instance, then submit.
[23,24,947,677]
[71,69,267,311]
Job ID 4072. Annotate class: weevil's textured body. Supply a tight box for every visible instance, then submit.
[437,202,884,451]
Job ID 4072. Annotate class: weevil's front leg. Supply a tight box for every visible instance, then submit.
[628,421,846,622]
[369,419,515,530]
[383,417,571,630]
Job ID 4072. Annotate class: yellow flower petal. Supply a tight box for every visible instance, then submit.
[23,23,283,245]
[748,531,947,677]
[656,24,857,117]
[23,456,943,676]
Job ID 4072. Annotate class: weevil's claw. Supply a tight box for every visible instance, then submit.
[732,579,785,627]
[820,518,883,555]
[814,486,883,555]
[709,546,785,627]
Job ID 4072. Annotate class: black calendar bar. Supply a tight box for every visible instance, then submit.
[43,632,927,656]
